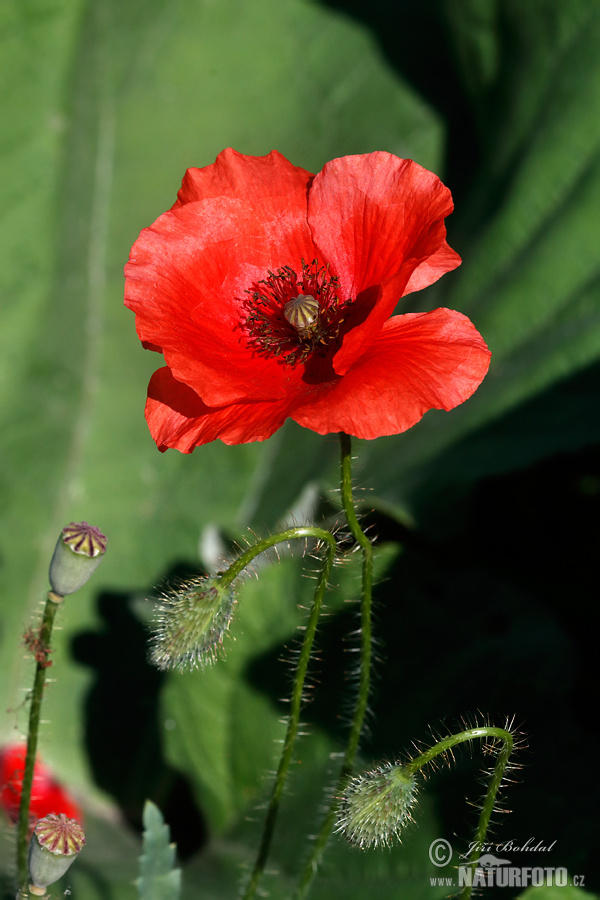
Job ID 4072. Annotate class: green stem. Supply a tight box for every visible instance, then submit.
[242,530,337,900]
[338,433,373,767]
[219,526,335,588]
[294,433,373,899]
[17,592,62,891]
[405,726,514,900]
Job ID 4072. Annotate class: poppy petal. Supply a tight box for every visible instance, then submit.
[0,744,82,825]
[145,367,295,450]
[291,308,491,439]
[307,152,460,375]
[402,241,462,296]
[125,151,317,406]
[173,147,314,210]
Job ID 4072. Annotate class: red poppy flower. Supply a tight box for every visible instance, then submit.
[124,149,490,450]
[0,744,82,826]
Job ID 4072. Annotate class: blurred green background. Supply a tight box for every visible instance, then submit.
[1,0,599,897]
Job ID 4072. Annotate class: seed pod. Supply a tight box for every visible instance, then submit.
[284,294,320,336]
[28,813,85,892]
[48,522,107,597]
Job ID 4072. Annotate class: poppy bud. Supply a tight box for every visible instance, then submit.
[48,522,107,597]
[335,763,418,849]
[28,813,85,893]
[149,576,236,671]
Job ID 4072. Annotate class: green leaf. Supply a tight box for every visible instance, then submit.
[137,801,181,900]
[351,2,600,523]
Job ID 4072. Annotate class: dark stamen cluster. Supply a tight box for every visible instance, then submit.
[241,259,350,365]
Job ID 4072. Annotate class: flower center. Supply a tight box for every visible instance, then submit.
[241,259,350,366]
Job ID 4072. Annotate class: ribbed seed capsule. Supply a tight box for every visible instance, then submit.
[283,294,320,336]
[28,814,85,892]
[48,521,107,597]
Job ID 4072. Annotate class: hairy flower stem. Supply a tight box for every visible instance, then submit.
[218,526,335,587]
[16,592,62,891]
[405,726,514,900]
[294,433,373,899]
[241,528,337,900]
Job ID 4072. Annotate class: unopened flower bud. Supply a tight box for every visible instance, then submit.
[149,576,236,671]
[335,763,418,849]
[48,522,107,597]
[28,813,85,892]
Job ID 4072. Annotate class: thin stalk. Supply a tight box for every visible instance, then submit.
[17,592,62,891]
[404,726,514,900]
[242,531,337,899]
[294,433,373,899]
[338,433,373,767]
[219,526,335,588]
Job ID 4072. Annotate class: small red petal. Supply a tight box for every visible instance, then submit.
[173,147,314,210]
[402,241,462,296]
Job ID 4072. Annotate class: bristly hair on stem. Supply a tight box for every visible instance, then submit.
[293,434,375,900]
[148,575,237,671]
[241,527,338,900]
[332,718,521,898]
[148,525,340,673]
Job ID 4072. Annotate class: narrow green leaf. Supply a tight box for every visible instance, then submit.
[137,800,181,900]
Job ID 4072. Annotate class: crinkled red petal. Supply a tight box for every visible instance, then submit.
[307,152,461,375]
[145,367,297,450]
[291,309,491,439]
[125,151,317,406]
[173,147,314,209]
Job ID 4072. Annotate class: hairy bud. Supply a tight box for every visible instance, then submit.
[149,576,236,671]
[335,763,418,849]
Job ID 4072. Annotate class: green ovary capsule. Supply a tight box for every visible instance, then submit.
[284,294,320,334]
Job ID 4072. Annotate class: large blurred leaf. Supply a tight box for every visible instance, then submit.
[325,1,600,523]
